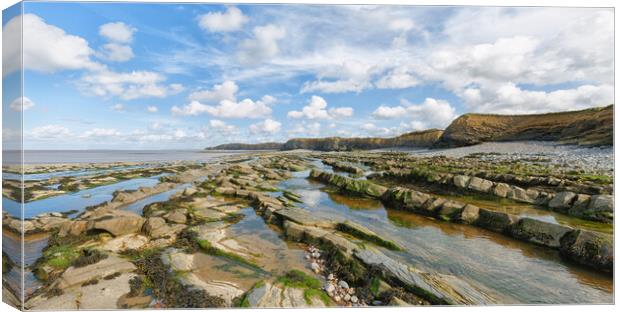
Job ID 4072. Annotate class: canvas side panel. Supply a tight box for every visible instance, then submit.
[3,2,24,310]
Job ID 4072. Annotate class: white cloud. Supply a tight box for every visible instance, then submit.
[98,43,134,62]
[209,119,237,134]
[9,97,35,111]
[81,128,122,138]
[237,24,286,65]
[372,98,456,130]
[471,82,613,114]
[249,118,282,134]
[30,125,71,139]
[111,103,125,112]
[360,123,394,137]
[147,106,158,113]
[388,18,415,32]
[300,60,376,94]
[174,81,273,118]
[199,6,248,32]
[288,121,321,137]
[77,70,184,100]
[372,105,407,119]
[172,98,272,119]
[4,14,101,75]
[288,96,353,120]
[189,80,238,103]
[99,22,136,43]
[328,107,354,118]
[375,67,419,89]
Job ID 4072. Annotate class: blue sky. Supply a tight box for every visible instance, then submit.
[2,3,614,149]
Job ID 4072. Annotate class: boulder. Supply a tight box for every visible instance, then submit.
[459,204,480,224]
[452,175,470,189]
[58,220,89,237]
[508,186,538,204]
[467,177,494,193]
[164,209,188,224]
[475,209,518,233]
[548,192,577,211]
[492,183,511,198]
[509,218,573,248]
[560,230,613,273]
[87,212,145,237]
[437,200,465,221]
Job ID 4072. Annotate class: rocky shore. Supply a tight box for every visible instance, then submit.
[2,148,614,309]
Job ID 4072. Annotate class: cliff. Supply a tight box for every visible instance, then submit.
[280,129,444,151]
[205,142,283,150]
[435,105,613,147]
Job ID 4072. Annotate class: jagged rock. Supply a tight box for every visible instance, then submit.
[382,187,430,211]
[509,218,573,248]
[560,230,613,273]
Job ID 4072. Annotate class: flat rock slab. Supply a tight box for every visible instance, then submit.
[57,254,136,290]
[28,272,135,310]
[245,282,326,308]
[274,207,337,228]
[354,248,498,305]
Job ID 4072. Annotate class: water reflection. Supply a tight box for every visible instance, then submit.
[277,169,613,304]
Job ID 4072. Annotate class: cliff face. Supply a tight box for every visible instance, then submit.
[281,129,444,151]
[205,142,283,150]
[435,105,613,147]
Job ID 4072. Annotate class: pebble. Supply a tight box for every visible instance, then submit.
[334,295,341,302]
[338,280,349,289]
[344,294,351,302]
[325,283,335,293]
[327,273,334,280]
[311,262,320,273]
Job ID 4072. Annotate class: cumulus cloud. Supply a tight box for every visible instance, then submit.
[209,119,237,134]
[189,80,238,103]
[375,67,419,89]
[9,97,35,111]
[288,96,353,120]
[172,98,273,119]
[199,6,248,32]
[237,24,286,65]
[77,70,184,100]
[147,106,158,113]
[4,14,101,75]
[372,98,456,130]
[174,81,274,118]
[99,22,136,43]
[30,125,71,139]
[249,118,282,134]
[81,128,122,138]
[111,103,125,112]
[98,43,134,62]
[97,22,136,62]
[301,60,376,94]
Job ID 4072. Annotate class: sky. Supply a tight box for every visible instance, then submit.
[1,2,614,149]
